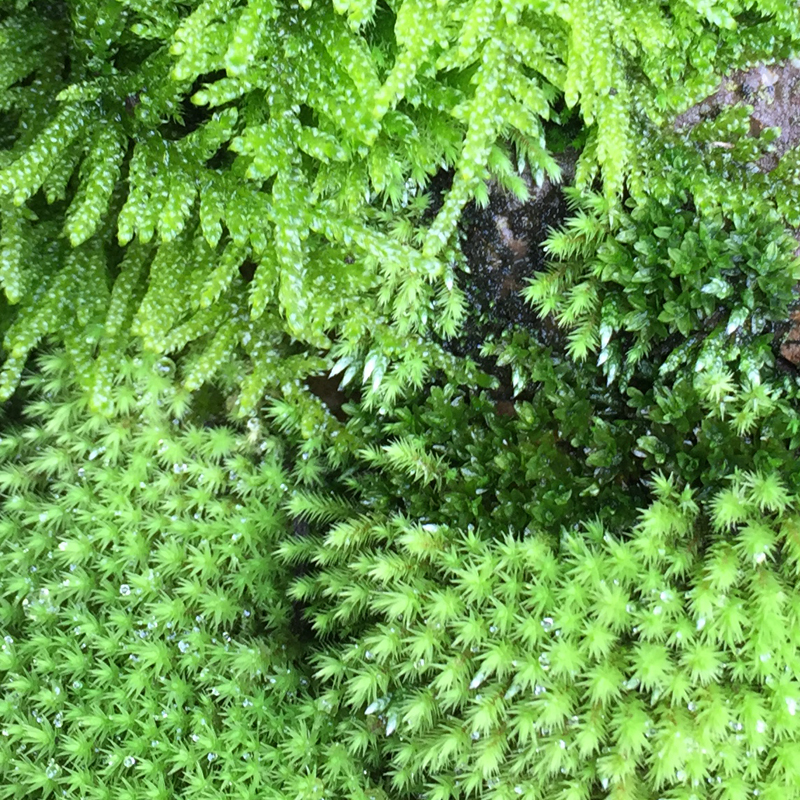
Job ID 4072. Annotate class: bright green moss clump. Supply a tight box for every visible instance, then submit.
[299,477,800,799]
[5,345,799,799]
[279,378,800,800]
[0,351,386,800]
[1,1,799,413]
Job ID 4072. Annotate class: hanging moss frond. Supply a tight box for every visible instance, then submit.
[0,0,797,411]
[65,121,127,247]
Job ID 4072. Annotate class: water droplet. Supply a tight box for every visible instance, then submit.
[469,672,485,689]
[365,696,390,715]
[119,584,130,596]
[538,653,550,670]
[123,756,136,767]
[541,617,554,632]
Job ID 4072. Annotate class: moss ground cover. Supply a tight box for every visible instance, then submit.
[2,2,800,799]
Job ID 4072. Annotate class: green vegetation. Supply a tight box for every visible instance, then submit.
[1,1,800,798]
[1,0,798,412]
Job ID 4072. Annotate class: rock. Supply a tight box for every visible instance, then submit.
[450,147,578,358]
[433,146,579,412]
[780,307,800,366]
[674,59,800,173]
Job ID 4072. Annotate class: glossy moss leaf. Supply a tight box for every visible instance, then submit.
[65,123,126,247]
[0,104,89,207]
[224,0,278,76]
[297,127,349,163]
[0,202,29,303]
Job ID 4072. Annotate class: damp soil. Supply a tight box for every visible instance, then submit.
[455,150,578,352]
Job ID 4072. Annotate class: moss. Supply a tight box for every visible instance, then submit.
[1,3,800,799]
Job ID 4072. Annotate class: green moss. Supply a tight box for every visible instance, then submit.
[0,1,798,410]
[1,3,800,798]
[281,385,800,799]
[0,350,387,800]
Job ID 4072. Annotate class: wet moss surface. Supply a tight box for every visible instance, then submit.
[675,58,800,367]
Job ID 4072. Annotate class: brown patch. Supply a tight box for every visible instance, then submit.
[674,59,800,173]
[780,337,800,365]
[494,215,530,264]
[780,307,800,365]
[306,373,354,422]
[494,399,517,418]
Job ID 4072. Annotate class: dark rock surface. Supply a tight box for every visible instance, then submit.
[447,149,578,359]
[428,149,580,410]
